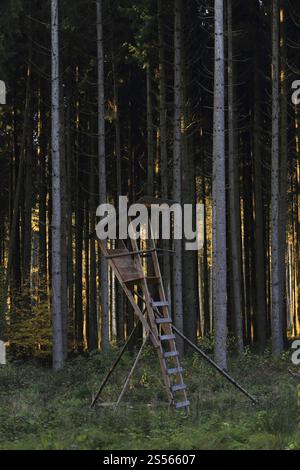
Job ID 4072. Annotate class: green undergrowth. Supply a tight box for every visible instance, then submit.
[0,346,299,450]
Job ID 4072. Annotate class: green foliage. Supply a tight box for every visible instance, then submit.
[7,284,52,359]
[122,1,157,65]
[0,352,300,450]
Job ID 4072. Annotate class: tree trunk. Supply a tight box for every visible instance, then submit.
[146,63,154,196]
[227,0,243,353]
[182,133,198,345]
[201,172,210,335]
[51,0,64,370]
[60,102,68,359]
[89,155,98,351]
[84,198,90,350]
[182,36,198,345]
[110,14,124,343]
[173,0,184,355]
[252,2,267,351]
[271,0,284,355]
[75,160,83,351]
[279,3,288,347]
[23,99,33,282]
[213,0,227,370]
[97,0,109,351]
[38,83,48,295]
[65,95,73,348]
[158,0,172,316]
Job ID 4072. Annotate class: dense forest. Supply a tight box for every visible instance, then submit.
[0,0,300,371]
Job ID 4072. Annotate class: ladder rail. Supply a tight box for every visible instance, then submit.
[128,231,174,405]
[147,222,189,408]
[138,220,189,409]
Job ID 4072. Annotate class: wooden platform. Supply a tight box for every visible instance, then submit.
[107,248,145,284]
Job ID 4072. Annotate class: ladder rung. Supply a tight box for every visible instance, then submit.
[172,383,187,392]
[167,367,183,375]
[175,400,190,409]
[156,317,172,324]
[123,275,145,283]
[164,351,179,358]
[146,276,160,282]
[152,300,169,308]
[160,334,176,341]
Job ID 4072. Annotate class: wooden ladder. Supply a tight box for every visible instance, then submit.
[99,226,189,411]
[144,223,189,410]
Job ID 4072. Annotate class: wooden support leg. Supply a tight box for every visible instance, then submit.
[172,324,258,404]
[114,332,150,410]
[91,319,142,408]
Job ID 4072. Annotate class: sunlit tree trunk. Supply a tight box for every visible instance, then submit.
[38,83,48,295]
[201,168,210,335]
[23,99,33,282]
[65,96,73,348]
[213,0,227,370]
[279,3,288,346]
[84,197,90,349]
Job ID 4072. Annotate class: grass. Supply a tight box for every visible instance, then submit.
[0,345,299,450]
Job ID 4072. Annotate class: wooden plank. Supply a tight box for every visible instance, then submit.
[156,317,172,324]
[152,300,169,307]
[160,334,176,341]
[106,248,157,259]
[164,350,179,358]
[167,367,183,375]
[175,400,190,409]
[108,246,145,283]
[172,383,186,392]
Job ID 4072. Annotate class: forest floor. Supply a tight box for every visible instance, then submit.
[0,344,299,450]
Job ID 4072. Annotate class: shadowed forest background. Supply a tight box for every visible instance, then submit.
[0,0,299,362]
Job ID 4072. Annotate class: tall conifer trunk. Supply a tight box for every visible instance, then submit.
[173,0,184,355]
[213,0,227,370]
[51,0,64,369]
[97,0,109,351]
[271,0,284,355]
